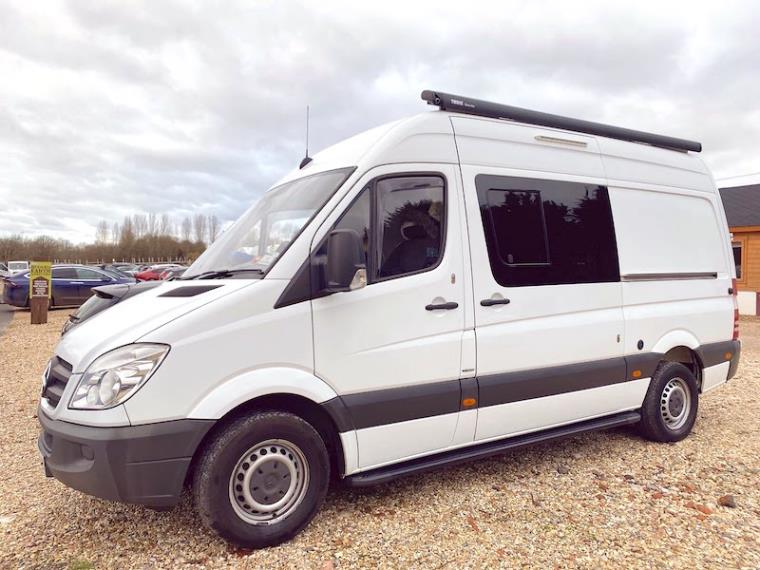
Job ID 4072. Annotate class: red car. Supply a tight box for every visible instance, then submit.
[158,267,187,280]
[135,264,184,281]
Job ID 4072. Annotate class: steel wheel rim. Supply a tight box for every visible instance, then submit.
[228,439,309,525]
[660,377,691,430]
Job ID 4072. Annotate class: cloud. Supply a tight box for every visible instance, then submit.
[0,0,759,242]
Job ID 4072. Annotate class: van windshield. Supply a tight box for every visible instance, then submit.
[184,168,354,279]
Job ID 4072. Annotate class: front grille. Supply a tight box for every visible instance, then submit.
[42,356,73,409]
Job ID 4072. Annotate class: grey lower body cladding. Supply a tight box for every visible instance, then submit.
[38,408,214,507]
[322,340,740,433]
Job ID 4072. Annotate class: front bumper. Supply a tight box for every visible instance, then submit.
[38,408,214,507]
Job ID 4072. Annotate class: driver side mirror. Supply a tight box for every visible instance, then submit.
[325,229,367,293]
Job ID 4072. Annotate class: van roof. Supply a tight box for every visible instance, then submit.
[421,90,702,153]
[275,94,710,192]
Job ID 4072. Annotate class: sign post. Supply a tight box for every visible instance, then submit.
[29,261,52,325]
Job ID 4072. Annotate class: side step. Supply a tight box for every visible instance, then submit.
[345,411,641,487]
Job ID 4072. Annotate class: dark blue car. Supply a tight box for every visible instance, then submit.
[1,265,134,308]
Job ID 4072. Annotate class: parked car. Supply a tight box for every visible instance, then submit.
[158,267,187,280]
[109,263,141,276]
[7,260,29,275]
[38,90,740,549]
[135,263,184,281]
[3,264,134,308]
[90,264,136,279]
[61,281,161,336]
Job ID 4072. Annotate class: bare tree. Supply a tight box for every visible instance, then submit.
[207,214,220,243]
[159,213,172,237]
[111,221,120,245]
[147,212,158,236]
[193,213,207,244]
[132,214,147,238]
[181,216,192,241]
[95,220,110,243]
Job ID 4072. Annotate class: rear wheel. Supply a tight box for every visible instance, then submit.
[193,411,329,548]
[639,361,699,442]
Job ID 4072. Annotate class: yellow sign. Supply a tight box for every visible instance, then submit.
[29,261,52,299]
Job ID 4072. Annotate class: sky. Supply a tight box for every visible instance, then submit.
[1,0,759,243]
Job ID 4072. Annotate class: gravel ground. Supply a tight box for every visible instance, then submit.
[0,310,758,569]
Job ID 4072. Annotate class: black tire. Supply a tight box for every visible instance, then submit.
[639,361,699,442]
[193,411,329,549]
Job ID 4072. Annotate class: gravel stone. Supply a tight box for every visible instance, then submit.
[718,494,737,508]
[1,309,759,569]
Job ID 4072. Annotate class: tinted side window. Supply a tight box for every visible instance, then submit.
[52,267,77,279]
[375,176,445,280]
[476,175,619,287]
[76,268,106,280]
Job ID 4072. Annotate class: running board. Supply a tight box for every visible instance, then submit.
[345,411,641,487]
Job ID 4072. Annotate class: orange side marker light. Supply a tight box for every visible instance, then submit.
[462,398,477,408]
[724,352,733,361]
[631,369,642,379]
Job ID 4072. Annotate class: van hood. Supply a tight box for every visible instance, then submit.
[55,279,258,373]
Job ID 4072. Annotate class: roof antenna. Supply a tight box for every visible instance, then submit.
[299,105,312,169]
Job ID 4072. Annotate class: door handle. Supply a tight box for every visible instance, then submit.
[425,301,459,311]
[480,298,510,307]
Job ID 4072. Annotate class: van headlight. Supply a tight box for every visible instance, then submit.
[69,344,170,410]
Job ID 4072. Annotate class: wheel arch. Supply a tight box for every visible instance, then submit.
[651,332,704,389]
[186,368,354,484]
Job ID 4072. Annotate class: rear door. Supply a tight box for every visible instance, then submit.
[51,267,79,305]
[452,116,639,441]
[74,268,112,302]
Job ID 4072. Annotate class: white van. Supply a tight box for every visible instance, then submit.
[38,91,740,548]
[7,260,29,275]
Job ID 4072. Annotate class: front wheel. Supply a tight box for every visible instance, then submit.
[639,361,699,442]
[193,411,329,549]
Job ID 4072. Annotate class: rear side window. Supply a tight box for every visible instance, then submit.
[75,295,117,322]
[76,268,106,280]
[475,175,619,287]
[52,267,77,279]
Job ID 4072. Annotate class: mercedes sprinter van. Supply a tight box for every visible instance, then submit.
[38,90,740,548]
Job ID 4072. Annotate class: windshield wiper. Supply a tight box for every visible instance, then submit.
[183,268,265,280]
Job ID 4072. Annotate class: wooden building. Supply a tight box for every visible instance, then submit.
[719,183,760,315]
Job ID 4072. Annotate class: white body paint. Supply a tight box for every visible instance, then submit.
[45,110,737,476]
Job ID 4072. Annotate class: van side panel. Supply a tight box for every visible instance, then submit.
[607,181,734,389]
[611,188,726,277]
